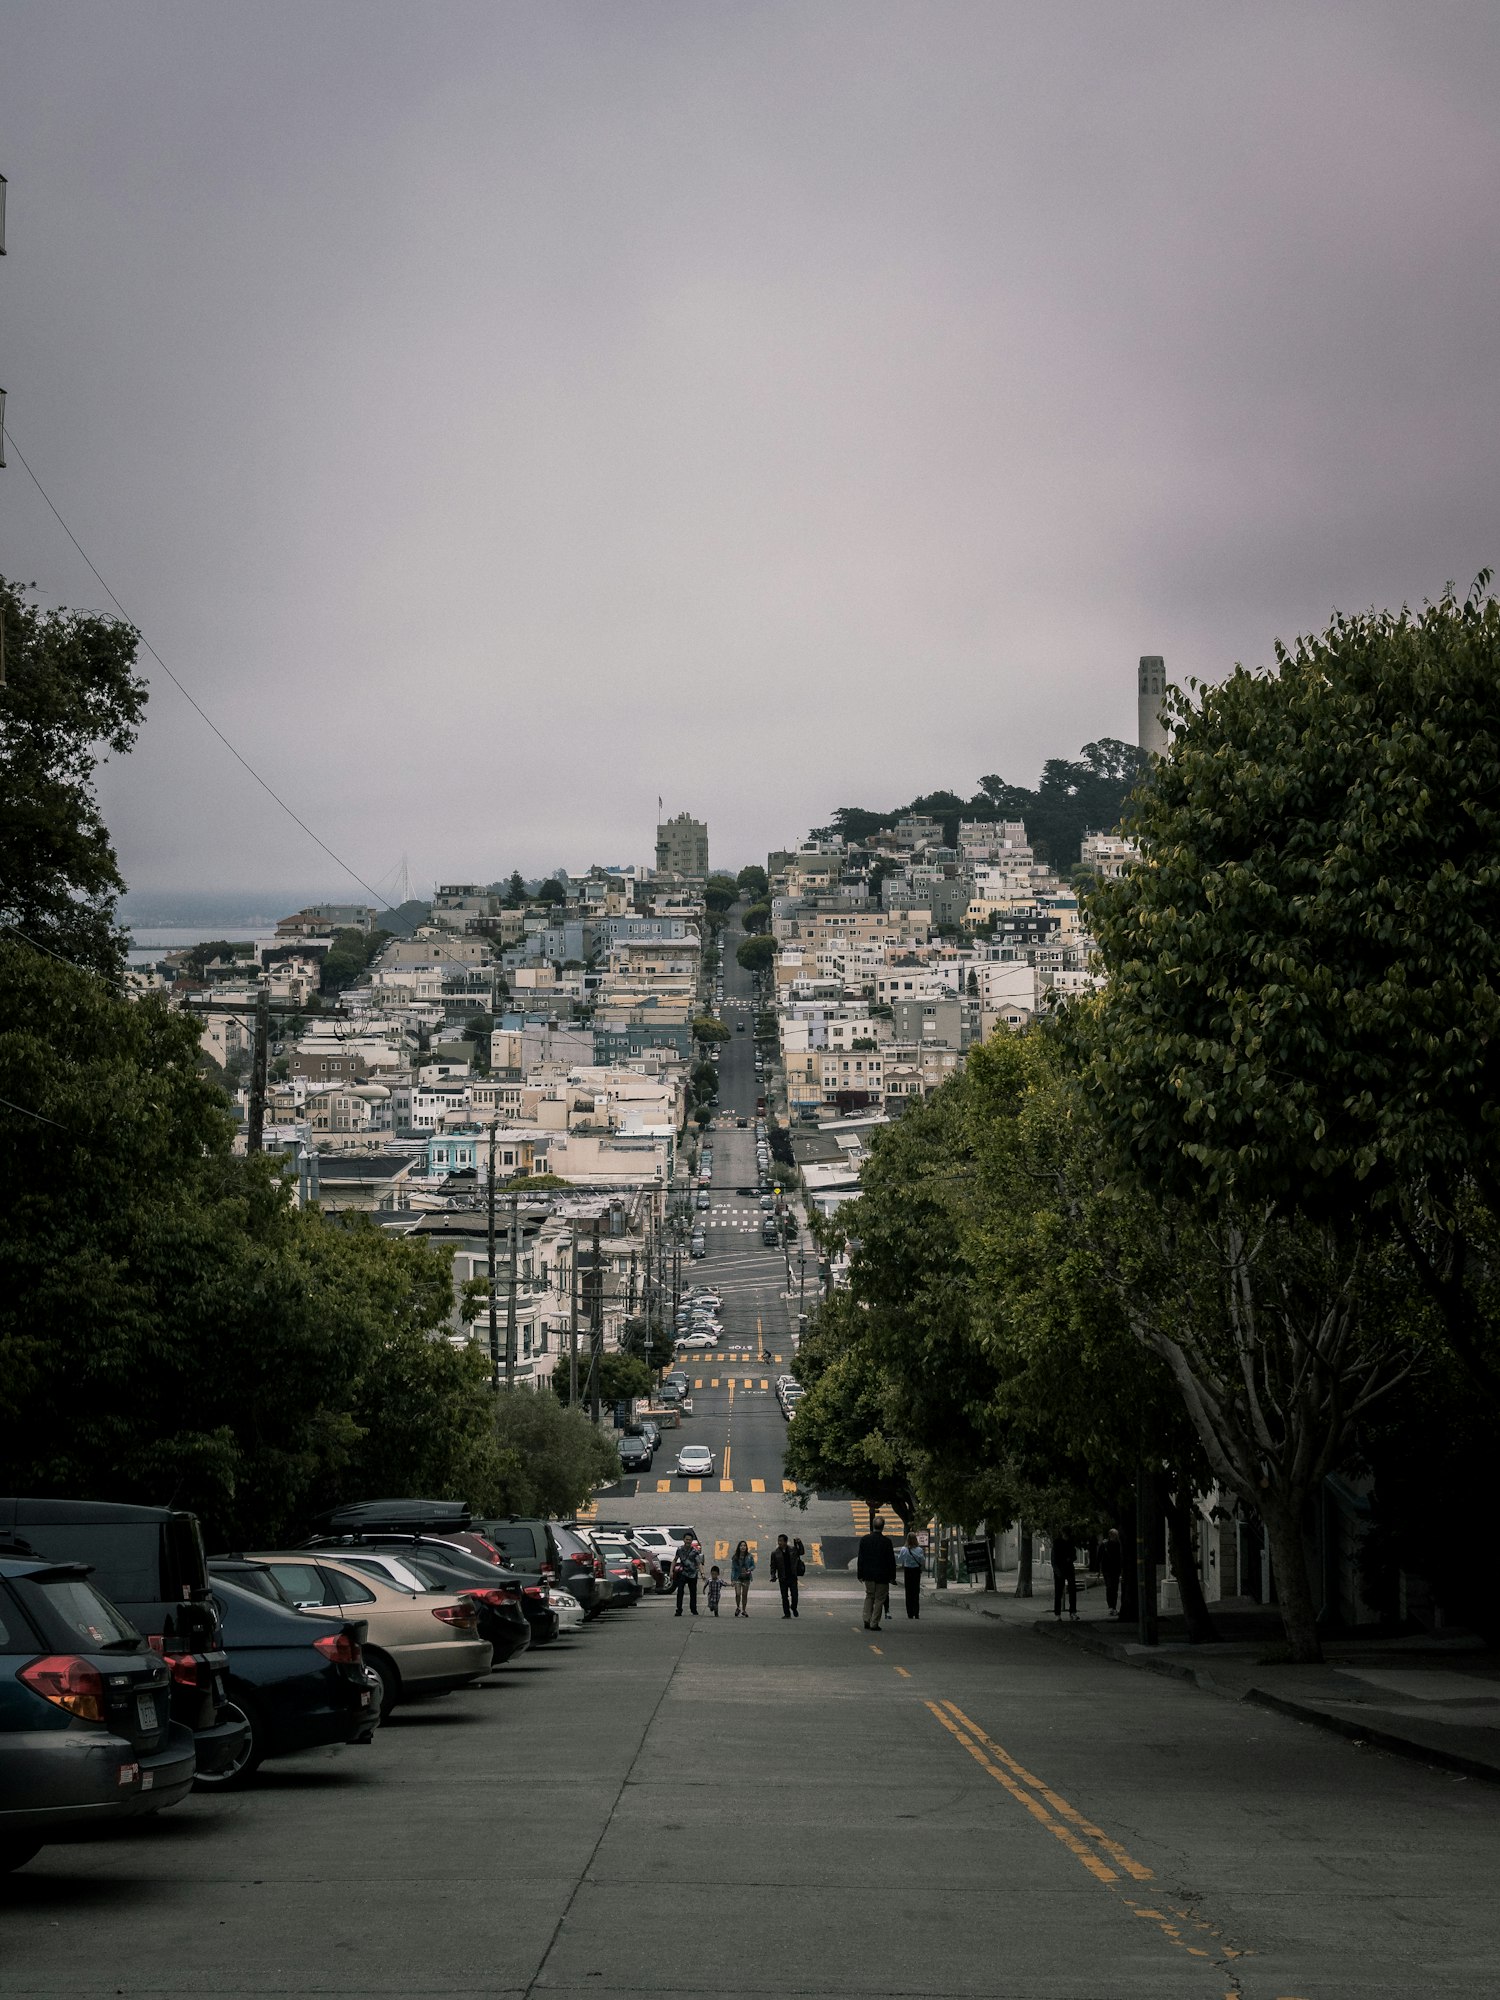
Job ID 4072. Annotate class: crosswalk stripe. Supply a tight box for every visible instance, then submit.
[656,1479,671,1493]
[783,1479,798,1494]
[688,1479,703,1492]
[719,1479,733,1492]
[751,1478,766,1493]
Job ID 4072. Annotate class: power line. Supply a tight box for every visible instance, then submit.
[4,437,498,1003]
[0,1092,70,1131]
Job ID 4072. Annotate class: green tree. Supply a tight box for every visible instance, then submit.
[783,1295,921,1525]
[736,935,776,974]
[0,579,146,979]
[736,865,769,899]
[1083,579,1500,1405]
[693,1016,730,1045]
[534,878,567,905]
[741,900,772,935]
[489,1388,621,1514]
[551,1351,652,1407]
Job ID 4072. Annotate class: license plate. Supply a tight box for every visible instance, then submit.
[136,1691,158,1731]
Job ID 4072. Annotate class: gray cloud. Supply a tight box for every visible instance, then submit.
[2,1,1497,895]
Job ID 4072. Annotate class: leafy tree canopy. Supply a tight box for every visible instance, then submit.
[736,935,776,973]
[490,1388,621,1515]
[736,865,769,899]
[0,579,146,979]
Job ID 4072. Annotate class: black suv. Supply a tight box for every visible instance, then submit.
[0,1499,248,1781]
[474,1518,607,1617]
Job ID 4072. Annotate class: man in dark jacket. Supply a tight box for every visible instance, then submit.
[857,1516,898,1631]
[673,1535,701,1616]
[1098,1528,1124,1615]
[770,1533,802,1618]
[1051,1529,1078,1620]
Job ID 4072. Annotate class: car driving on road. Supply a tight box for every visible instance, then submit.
[675,1445,715,1477]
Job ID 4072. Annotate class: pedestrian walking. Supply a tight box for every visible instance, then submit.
[895,1532,925,1620]
[730,1539,756,1616]
[770,1533,802,1618]
[706,1566,724,1616]
[1051,1528,1078,1621]
[857,1515,898,1631]
[673,1535,702,1616]
[1098,1528,1123,1616]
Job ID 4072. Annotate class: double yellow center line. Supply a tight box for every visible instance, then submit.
[924,1701,1152,1886]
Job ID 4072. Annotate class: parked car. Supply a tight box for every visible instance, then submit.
[202,1565,376,1786]
[473,1519,608,1618]
[628,1527,683,1579]
[0,1552,195,1872]
[550,1588,586,1634]
[239,1555,491,1713]
[580,1538,644,1607]
[308,1499,503,1567]
[665,1371,690,1396]
[690,1236,706,1258]
[618,1436,654,1474]
[0,1498,248,1781]
[292,1543,533,1662]
[675,1445,715,1478]
[637,1420,662,1452]
[676,1332,715,1351]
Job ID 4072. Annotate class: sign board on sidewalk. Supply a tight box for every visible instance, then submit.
[963,1539,995,1581]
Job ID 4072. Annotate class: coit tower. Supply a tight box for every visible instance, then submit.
[1138,655,1168,757]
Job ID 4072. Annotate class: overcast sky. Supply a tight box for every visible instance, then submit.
[4,3,1499,899]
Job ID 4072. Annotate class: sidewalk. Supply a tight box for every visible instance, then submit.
[930,1573,1500,1784]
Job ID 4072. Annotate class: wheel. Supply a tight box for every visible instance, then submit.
[193,1699,263,1790]
[364,1650,400,1716]
[0,1839,42,1873]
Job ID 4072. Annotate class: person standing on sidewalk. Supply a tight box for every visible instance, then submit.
[1098,1528,1123,1616]
[770,1533,801,1618]
[1051,1528,1078,1621]
[731,1539,756,1616]
[895,1532,925,1619]
[673,1535,702,1616]
[858,1516,898,1631]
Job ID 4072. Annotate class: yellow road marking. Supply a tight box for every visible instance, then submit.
[942,1704,1153,1881]
[751,1479,766,1493]
[719,1479,734,1492]
[926,1702,1117,1884]
[723,1446,731,1480]
[688,1479,703,1492]
[656,1479,671,1493]
[870,1644,883,1656]
[782,1479,797,1494]
[811,1542,823,1566]
[759,1378,769,1388]
[894,1666,911,1679]
[711,1378,720,1388]
[714,1540,729,1560]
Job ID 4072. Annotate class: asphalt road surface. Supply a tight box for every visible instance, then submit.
[8,1536,1500,1999]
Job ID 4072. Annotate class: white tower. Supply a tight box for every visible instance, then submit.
[1138,655,1168,757]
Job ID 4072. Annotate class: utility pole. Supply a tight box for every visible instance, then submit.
[504,1190,519,1389]
[568,1220,580,1404]
[1136,1462,1160,1646]
[588,1216,603,1426]
[486,1123,499,1388]
[247,985,270,1154]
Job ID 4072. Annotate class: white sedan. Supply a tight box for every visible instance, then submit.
[675,1445,715,1477]
[676,1332,716,1350]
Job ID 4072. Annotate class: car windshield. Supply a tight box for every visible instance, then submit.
[30,1575,140,1650]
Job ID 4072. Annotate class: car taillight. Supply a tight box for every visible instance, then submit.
[431,1603,475,1627]
[19,1654,106,1722]
[163,1652,200,1689]
[540,1564,556,1581]
[594,1555,606,1576]
[522,1584,544,1600]
[463,1587,507,1607]
[313,1631,363,1665]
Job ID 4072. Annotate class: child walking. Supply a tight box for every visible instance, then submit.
[706,1565,724,1616]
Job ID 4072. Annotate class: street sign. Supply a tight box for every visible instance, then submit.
[963,1539,994,1583]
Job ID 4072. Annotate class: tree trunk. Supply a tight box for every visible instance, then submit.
[1160,1480,1220,1645]
[1016,1522,1033,1598]
[1261,1494,1323,1663]
[1117,1496,1139,1624]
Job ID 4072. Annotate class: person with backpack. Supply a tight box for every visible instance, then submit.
[857,1516,898,1631]
[672,1534,702,1615]
[770,1533,802,1618]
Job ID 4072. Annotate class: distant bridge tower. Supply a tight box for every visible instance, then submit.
[1138,656,1168,758]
